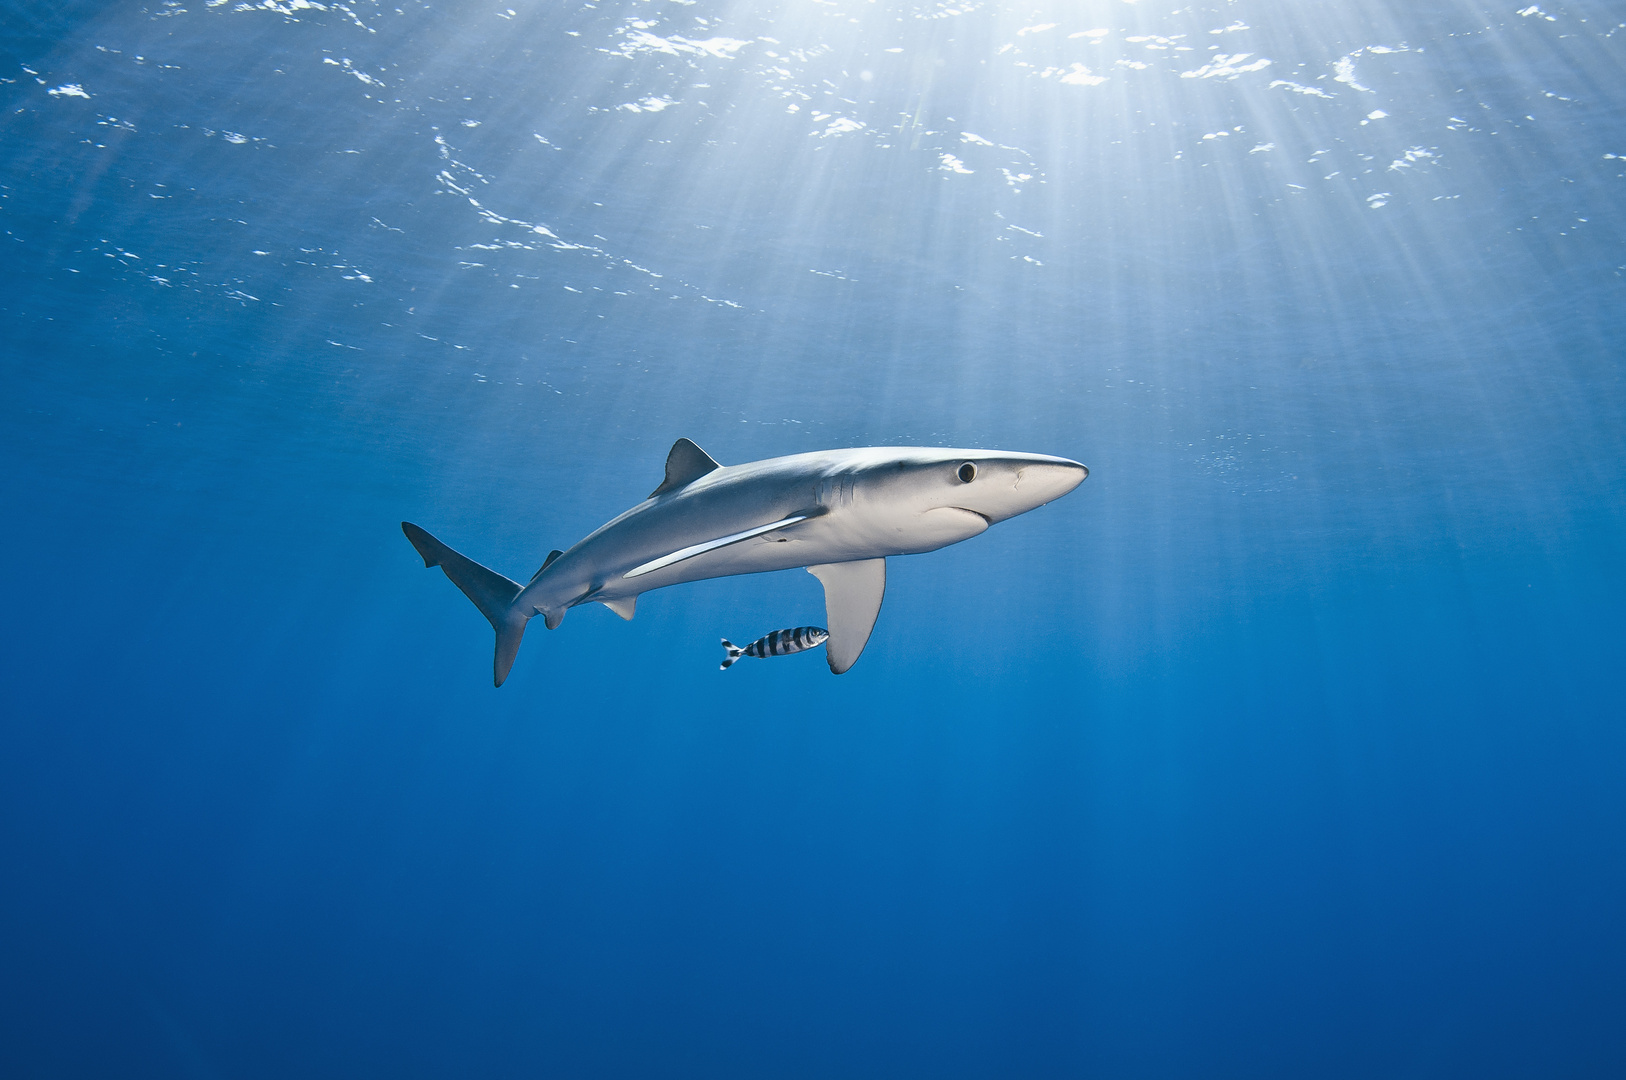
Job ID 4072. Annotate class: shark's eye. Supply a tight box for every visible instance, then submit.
[957,462,977,483]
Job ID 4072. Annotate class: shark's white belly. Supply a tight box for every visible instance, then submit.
[591,503,988,601]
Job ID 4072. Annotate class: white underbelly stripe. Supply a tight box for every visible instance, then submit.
[623,514,811,579]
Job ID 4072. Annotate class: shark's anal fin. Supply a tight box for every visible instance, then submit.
[807,559,886,674]
[649,438,722,498]
[622,513,815,579]
[601,596,636,620]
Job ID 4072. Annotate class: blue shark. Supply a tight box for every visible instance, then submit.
[403,440,1087,685]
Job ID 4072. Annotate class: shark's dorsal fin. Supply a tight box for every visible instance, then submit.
[601,596,636,621]
[531,549,565,581]
[807,559,886,674]
[649,438,722,498]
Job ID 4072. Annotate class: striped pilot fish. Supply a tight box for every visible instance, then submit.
[720,626,829,670]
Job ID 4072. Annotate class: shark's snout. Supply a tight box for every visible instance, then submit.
[1016,459,1087,499]
[944,455,1086,524]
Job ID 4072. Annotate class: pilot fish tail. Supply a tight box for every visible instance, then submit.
[719,627,830,670]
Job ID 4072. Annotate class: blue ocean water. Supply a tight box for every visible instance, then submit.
[3,1,1625,1076]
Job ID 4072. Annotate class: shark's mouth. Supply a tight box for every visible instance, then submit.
[916,506,992,546]
[953,508,993,526]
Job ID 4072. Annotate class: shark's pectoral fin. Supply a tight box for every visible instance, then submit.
[649,438,722,498]
[623,513,817,579]
[807,559,886,675]
[601,596,636,620]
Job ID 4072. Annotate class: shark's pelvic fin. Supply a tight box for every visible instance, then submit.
[601,596,636,620]
[622,513,814,579]
[649,438,722,498]
[807,559,886,674]
[402,521,529,687]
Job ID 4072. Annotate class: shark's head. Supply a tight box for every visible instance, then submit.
[836,448,1088,554]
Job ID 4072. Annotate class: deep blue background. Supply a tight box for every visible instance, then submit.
[3,1,1624,1076]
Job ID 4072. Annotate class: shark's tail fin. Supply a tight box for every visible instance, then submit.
[719,638,745,671]
[402,522,529,687]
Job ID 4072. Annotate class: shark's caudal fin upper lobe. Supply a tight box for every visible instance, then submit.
[402,522,528,687]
